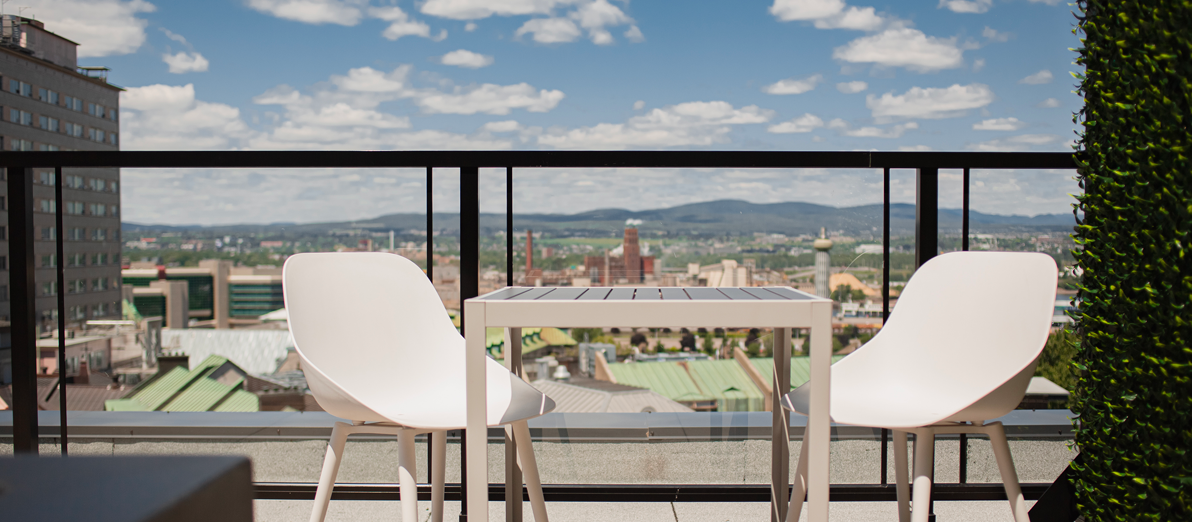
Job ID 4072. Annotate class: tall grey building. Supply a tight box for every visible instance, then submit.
[0,15,122,346]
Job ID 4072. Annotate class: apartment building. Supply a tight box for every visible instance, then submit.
[0,15,123,331]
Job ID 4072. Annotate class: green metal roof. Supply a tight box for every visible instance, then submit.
[105,355,259,412]
[162,375,241,412]
[686,359,766,412]
[751,355,847,390]
[485,327,577,356]
[214,390,260,412]
[606,362,712,403]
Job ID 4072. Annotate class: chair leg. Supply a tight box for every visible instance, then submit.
[431,430,446,522]
[512,421,548,522]
[911,431,935,522]
[988,424,1029,522]
[310,422,350,522]
[785,437,810,522]
[893,430,910,522]
[398,430,419,522]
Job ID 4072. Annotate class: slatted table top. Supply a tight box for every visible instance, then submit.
[475,286,823,302]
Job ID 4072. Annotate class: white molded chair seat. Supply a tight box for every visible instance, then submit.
[284,252,555,522]
[782,252,1058,522]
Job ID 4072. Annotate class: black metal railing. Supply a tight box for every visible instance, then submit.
[2,150,1077,508]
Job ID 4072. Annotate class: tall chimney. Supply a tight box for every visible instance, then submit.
[525,229,533,273]
[814,227,833,299]
[624,227,641,283]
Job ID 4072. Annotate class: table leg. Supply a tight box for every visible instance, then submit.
[505,328,523,522]
[464,301,488,521]
[807,303,833,522]
[770,328,791,522]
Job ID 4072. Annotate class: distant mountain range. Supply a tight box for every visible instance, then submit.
[123,199,1076,237]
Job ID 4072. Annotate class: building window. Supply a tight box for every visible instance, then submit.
[41,281,57,296]
[68,279,86,294]
[38,199,56,213]
[9,108,32,126]
[38,116,59,132]
[109,132,118,146]
[65,201,84,215]
[41,254,56,268]
[89,178,106,191]
[0,226,6,240]
[68,122,83,137]
[11,139,33,151]
[38,88,58,104]
[9,79,31,96]
[109,181,119,193]
[68,227,84,241]
[0,286,6,300]
[89,203,106,217]
[69,253,86,267]
[0,255,6,269]
[90,228,106,241]
[63,95,83,111]
[41,227,56,240]
[109,205,119,216]
[64,175,84,189]
[0,195,4,210]
[93,277,109,291]
[37,143,59,151]
[68,305,86,321]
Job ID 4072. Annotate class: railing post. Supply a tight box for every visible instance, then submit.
[915,167,938,268]
[7,166,38,454]
[881,167,890,485]
[55,166,67,455]
[458,166,480,522]
[506,167,513,288]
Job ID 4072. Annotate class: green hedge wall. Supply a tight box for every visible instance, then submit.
[1072,1,1191,519]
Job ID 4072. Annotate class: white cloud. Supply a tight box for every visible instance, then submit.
[420,0,575,20]
[624,25,644,42]
[967,133,1064,151]
[767,113,824,133]
[573,0,630,44]
[465,22,477,31]
[1037,98,1061,108]
[516,17,582,43]
[120,84,253,149]
[286,102,411,129]
[418,83,565,114]
[770,0,886,31]
[898,145,933,151]
[814,6,883,30]
[369,6,438,40]
[763,74,824,95]
[938,0,992,14]
[836,81,868,93]
[1020,70,1053,84]
[440,49,495,68]
[973,58,986,72]
[834,28,965,72]
[539,101,773,149]
[28,0,156,58]
[831,120,919,138]
[162,52,209,73]
[482,120,522,133]
[160,28,188,45]
[246,0,365,26]
[973,117,1026,130]
[1027,0,1064,4]
[330,66,411,93]
[982,26,1012,42]
[633,100,645,110]
[770,0,846,21]
[866,83,995,121]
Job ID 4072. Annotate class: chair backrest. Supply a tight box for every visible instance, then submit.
[831,252,1057,422]
[283,252,464,419]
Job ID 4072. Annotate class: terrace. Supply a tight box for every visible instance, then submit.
[2,150,1083,521]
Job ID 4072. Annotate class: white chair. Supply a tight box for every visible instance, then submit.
[783,252,1057,522]
[283,252,555,522]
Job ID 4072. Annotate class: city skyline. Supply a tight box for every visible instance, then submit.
[25,0,1080,224]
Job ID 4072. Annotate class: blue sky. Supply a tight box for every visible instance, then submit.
[26,0,1082,225]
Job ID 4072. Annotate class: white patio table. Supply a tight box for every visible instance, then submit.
[463,286,834,522]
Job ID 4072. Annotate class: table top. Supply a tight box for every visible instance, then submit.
[474,286,823,302]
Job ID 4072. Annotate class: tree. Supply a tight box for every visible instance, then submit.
[630,332,647,347]
[679,333,696,351]
[701,334,715,355]
[1034,328,1078,396]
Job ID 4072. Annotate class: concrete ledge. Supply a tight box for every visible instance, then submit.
[0,410,1076,442]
